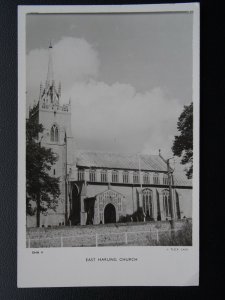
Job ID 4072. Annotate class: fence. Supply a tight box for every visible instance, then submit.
[26,228,182,248]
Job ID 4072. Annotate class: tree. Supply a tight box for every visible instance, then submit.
[26,117,60,227]
[172,102,193,179]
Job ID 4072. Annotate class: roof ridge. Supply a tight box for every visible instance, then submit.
[77,149,158,157]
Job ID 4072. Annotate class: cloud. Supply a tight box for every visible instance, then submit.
[63,81,183,155]
[26,37,99,104]
[27,36,183,156]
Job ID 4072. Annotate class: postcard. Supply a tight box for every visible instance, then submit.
[18,3,199,287]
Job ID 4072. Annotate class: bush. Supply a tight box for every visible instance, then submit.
[132,208,144,222]
[118,214,132,223]
[158,220,192,246]
[174,220,192,246]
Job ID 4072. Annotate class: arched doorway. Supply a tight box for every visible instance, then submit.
[104,203,116,224]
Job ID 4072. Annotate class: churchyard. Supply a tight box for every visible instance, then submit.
[26,219,192,247]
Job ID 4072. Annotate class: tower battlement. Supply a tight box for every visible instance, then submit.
[39,102,71,113]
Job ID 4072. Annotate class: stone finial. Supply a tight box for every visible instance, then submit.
[46,41,54,84]
[39,82,43,99]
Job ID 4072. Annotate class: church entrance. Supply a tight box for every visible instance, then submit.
[104,203,116,224]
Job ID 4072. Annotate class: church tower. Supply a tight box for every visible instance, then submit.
[29,42,73,226]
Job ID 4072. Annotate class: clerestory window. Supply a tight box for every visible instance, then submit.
[112,170,119,183]
[133,172,139,184]
[163,174,169,185]
[78,169,85,181]
[123,171,129,184]
[153,173,160,185]
[89,169,96,182]
[143,172,150,184]
[100,170,108,182]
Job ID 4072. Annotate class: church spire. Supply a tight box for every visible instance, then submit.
[38,41,66,108]
[46,40,54,85]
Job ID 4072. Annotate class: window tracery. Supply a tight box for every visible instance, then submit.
[50,124,59,142]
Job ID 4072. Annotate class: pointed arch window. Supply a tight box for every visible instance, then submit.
[142,189,153,218]
[162,190,171,218]
[50,124,59,142]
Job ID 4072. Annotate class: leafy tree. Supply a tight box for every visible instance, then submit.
[26,117,60,227]
[172,102,193,179]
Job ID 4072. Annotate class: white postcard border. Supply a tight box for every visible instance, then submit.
[18,4,199,287]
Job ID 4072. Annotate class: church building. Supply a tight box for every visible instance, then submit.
[27,44,192,228]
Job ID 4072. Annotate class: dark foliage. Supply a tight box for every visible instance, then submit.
[157,220,192,246]
[132,208,144,222]
[172,102,193,179]
[118,214,132,223]
[26,117,60,226]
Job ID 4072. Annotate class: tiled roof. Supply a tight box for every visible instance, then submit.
[76,151,168,172]
[75,151,192,188]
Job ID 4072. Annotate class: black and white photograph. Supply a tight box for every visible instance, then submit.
[18,4,199,287]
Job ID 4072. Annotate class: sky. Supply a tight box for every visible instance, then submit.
[26,12,193,171]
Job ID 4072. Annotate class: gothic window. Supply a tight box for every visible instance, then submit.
[133,171,139,184]
[163,174,169,185]
[112,170,119,183]
[89,169,96,182]
[78,169,85,181]
[50,124,59,142]
[123,171,129,184]
[100,170,108,182]
[142,189,153,218]
[153,173,160,185]
[163,190,171,217]
[143,172,150,184]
